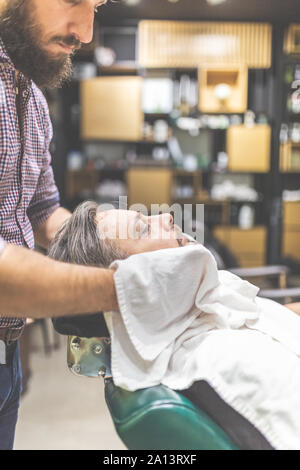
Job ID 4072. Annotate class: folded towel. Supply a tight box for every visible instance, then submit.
[108,244,300,450]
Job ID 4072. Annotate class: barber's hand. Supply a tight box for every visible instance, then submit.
[285,303,300,316]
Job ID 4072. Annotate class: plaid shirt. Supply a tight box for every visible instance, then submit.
[0,38,60,329]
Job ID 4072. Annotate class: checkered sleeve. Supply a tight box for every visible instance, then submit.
[27,92,60,230]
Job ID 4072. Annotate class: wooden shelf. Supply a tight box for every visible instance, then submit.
[99,61,138,74]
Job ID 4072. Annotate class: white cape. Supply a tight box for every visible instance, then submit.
[107,244,300,450]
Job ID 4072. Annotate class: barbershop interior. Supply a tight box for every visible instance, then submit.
[14,0,300,450]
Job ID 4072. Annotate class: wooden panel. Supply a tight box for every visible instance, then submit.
[199,66,248,113]
[213,226,266,267]
[66,169,99,200]
[283,201,300,227]
[280,142,292,172]
[127,168,172,209]
[237,254,265,268]
[284,24,300,54]
[280,142,300,172]
[229,227,266,253]
[138,21,272,69]
[227,124,271,173]
[81,76,143,141]
[283,230,300,261]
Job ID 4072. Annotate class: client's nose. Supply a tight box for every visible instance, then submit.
[160,213,173,229]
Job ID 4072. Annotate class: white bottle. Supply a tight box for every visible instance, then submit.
[238,205,255,229]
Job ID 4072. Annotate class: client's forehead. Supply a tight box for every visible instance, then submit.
[97,209,137,224]
[96,210,140,240]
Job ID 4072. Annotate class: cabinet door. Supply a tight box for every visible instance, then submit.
[226,125,271,173]
[81,76,143,141]
[213,226,266,267]
[282,202,300,261]
[127,168,172,209]
[283,201,300,227]
[283,230,300,261]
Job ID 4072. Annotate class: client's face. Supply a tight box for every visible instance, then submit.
[96,209,189,255]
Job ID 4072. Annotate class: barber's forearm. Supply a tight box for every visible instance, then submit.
[34,207,72,249]
[285,302,300,316]
[0,244,119,318]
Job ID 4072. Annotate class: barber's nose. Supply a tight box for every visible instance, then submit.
[68,8,94,44]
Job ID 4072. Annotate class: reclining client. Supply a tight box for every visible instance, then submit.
[48,201,300,451]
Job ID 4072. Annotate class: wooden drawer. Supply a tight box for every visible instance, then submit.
[226,125,271,173]
[237,254,265,268]
[214,226,266,252]
[283,229,300,261]
[127,168,173,209]
[228,227,266,253]
[283,201,300,227]
[213,226,267,267]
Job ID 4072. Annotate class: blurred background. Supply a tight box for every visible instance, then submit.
[15,0,300,449]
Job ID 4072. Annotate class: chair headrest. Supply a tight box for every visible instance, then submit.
[67,336,112,379]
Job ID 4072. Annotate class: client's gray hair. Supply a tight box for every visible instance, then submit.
[48,201,128,267]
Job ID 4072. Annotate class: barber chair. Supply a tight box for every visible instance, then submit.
[66,335,238,450]
[61,234,300,450]
[229,265,300,304]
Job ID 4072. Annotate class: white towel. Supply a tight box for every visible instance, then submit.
[108,244,300,450]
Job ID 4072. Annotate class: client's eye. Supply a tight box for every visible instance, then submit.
[141,223,151,237]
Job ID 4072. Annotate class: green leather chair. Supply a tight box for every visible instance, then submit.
[67,336,239,450]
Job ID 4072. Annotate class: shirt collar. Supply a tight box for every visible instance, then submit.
[0,36,32,89]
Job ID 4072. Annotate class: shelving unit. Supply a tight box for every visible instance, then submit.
[280,26,300,264]
[48,19,300,269]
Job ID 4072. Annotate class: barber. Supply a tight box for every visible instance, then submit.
[0,0,117,449]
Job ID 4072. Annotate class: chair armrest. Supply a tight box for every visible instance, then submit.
[229,265,290,279]
[105,379,239,450]
[229,265,290,288]
[258,287,300,302]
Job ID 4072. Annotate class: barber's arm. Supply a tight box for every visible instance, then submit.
[34,206,71,249]
[285,303,300,316]
[28,95,71,250]
[0,242,119,318]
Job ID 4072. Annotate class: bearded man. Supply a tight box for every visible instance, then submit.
[0,0,110,450]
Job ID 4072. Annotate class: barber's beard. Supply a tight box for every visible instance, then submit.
[0,0,81,89]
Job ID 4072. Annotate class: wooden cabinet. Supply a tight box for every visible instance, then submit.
[81,76,144,141]
[284,24,300,54]
[282,201,300,261]
[66,169,99,200]
[226,125,271,173]
[127,168,173,209]
[213,226,267,267]
[280,142,300,172]
[199,66,248,113]
[138,21,272,69]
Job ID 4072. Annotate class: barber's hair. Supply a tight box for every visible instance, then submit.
[48,201,128,268]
